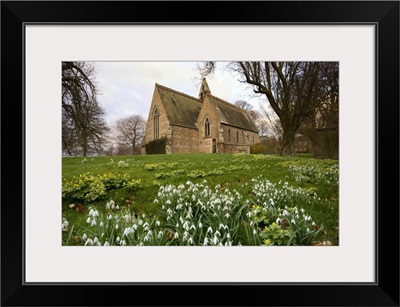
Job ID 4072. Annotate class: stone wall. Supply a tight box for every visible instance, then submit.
[170,125,199,154]
[143,89,171,154]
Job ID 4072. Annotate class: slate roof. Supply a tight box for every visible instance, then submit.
[155,83,258,133]
[207,95,259,133]
[156,83,202,129]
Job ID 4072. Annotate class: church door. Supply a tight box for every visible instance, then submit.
[212,139,216,153]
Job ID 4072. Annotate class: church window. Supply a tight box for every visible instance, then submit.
[236,131,239,143]
[153,107,159,139]
[228,129,231,142]
[205,117,210,137]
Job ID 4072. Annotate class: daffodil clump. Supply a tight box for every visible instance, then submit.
[62,172,141,202]
[248,176,324,245]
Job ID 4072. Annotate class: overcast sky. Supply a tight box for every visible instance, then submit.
[91,61,267,127]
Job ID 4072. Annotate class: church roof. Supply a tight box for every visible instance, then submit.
[156,83,202,129]
[155,82,258,133]
[207,95,259,133]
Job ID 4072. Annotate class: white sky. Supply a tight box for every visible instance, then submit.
[92,61,267,126]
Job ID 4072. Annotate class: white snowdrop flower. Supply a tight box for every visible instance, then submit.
[198,222,203,228]
[115,205,119,210]
[93,210,99,217]
[86,217,91,224]
[142,214,146,218]
[300,208,305,213]
[307,228,310,232]
[183,231,189,240]
[213,236,219,245]
[123,228,132,236]
[215,230,221,237]
[213,213,218,217]
[89,209,94,216]
[156,220,161,226]
[82,233,87,240]
[166,200,171,205]
[203,237,209,246]
[246,211,252,217]
[121,240,126,246]
[296,215,299,219]
[219,224,225,230]
[144,235,149,242]
[224,213,231,218]
[167,208,173,215]
[227,233,231,239]
[133,224,138,230]
[188,237,194,244]
[94,237,98,244]
[108,214,112,220]
[116,236,120,243]
[91,220,97,226]
[124,215,130,223]
[207,226,213,234]
[104,241,109,246]
[291,219,296,225]
[115,224,119,229]
[253,229,257,235]
[174,232,179,239]
[276,217,281,224]
[282,210,289,216]
[139,242,144,246]
[84,238,94,246]
[138,220,143,225]
[161,205,165,210]
[101,232,105,237]
[190,224,196,230]
[100,221,104,227]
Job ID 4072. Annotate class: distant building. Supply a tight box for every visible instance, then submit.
[142,78,260,154]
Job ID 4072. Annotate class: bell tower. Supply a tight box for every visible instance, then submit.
[198,78,211,101]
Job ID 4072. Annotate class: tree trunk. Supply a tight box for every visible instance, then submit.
[280,125,296,156]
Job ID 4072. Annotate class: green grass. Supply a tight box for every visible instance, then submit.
[62,153,339,246]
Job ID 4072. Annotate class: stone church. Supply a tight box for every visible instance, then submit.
[141,78,260,154]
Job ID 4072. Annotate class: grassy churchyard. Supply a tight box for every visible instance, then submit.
[62,153,339,247]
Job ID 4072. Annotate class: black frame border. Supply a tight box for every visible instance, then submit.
[1,1,399,306]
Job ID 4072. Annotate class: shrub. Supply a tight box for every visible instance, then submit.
[145,137,166,154]
[250,143,267,154]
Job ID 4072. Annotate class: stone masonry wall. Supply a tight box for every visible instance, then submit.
[197,96,221,153]
[170,125,199,154]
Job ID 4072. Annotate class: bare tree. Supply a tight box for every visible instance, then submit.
[62,61,109,156]
[199,61,337,155]
[115,115,146,155]
[234,100,261,124]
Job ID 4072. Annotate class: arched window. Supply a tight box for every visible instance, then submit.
[228,129,231,142]
[153,107,159,139]
[236,131,239,143]
[204,117,210,137]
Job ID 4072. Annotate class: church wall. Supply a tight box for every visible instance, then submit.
[143,89,171,154]
[218,124,261,154]
[197,97,221,153]
[170,125,199,154]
